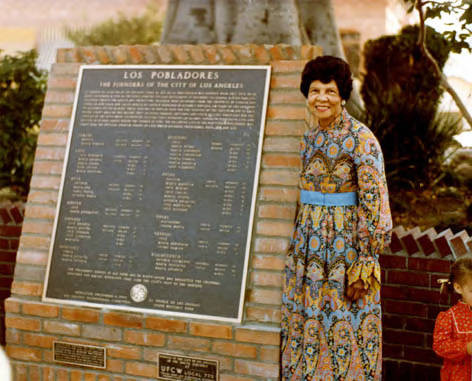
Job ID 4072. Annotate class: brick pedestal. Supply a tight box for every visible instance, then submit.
[5,44,320,380]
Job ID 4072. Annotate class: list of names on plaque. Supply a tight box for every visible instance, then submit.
[44,66,270,320]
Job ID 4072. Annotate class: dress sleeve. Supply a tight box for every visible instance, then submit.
[433,310,469,361]
[347,127,392,290]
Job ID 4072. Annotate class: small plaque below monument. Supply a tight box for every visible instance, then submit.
[53,341,106,369]
[158,353,218,381]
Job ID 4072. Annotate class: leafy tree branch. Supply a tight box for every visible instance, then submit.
[407,0,472,127]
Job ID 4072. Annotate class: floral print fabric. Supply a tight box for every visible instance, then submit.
[433,301,472,381]
[281,110,392,380]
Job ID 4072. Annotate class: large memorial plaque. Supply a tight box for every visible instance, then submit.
[43,65,270,321]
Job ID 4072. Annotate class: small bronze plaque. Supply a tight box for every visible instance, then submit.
[53,341,106,369]
[158,353,218,381]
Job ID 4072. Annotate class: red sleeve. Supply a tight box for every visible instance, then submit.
[433,310,469,361]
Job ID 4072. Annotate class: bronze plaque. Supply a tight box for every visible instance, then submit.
[158,353,218,381]
[43,65,271,322]
[53,341,106,369]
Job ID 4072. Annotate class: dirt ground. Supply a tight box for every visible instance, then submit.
[390,185,472,235]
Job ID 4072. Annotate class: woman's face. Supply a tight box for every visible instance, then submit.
[307,79,343,127]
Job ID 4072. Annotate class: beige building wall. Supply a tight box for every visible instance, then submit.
[0,28,36,55]
[332,0,389,48]
[332,0,415,75]
[332,0,414,52]
[0,0,157,28]
[0,0,161,60]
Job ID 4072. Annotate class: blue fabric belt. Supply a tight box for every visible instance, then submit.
[300,190,357,206]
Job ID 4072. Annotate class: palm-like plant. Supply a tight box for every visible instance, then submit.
[361,25,462,192]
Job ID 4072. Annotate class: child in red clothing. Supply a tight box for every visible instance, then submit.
[433,255,472,381]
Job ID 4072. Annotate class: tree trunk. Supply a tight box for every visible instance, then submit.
[296,0,344,57]
[160,0,217,44]
[161,0,339,51]
[160,0,364,117]
[230,0,302,45]
[213,0,238,43]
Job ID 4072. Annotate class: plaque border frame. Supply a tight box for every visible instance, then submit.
[42,64,272,323]
[157,352,219,381]
[53,340,107,369]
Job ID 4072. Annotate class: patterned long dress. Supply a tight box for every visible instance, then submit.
[281,109,392,380]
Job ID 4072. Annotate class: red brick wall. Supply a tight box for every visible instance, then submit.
[381,252,448,380]
[0,202,24,346]
[381,226,472,381]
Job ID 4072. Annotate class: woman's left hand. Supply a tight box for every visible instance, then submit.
[346,279,368,301]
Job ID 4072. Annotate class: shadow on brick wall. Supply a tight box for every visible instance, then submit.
[381,224,472,381]
[0,201,24,345]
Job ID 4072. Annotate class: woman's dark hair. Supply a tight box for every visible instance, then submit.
[300,56,353,101]
[444,255,472,293]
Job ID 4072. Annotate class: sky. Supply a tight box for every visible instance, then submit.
[426,7,472,146]
[427,6,472,80]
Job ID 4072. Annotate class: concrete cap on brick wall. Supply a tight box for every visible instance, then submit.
[389,224,471,259]
[0,201,25,225]
[55,44,323,65]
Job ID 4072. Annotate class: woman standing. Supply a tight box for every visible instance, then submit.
[281,56,392,380]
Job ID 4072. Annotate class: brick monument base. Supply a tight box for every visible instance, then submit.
[5,43,321,380]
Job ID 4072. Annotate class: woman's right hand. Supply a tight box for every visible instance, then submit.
[346,279,368,301]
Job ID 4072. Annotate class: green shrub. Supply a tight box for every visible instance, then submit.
[65,3,162,46]
[0,49,47,198]
[361,25,462,192]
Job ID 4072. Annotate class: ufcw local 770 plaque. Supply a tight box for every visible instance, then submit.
[43,65,271,322]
